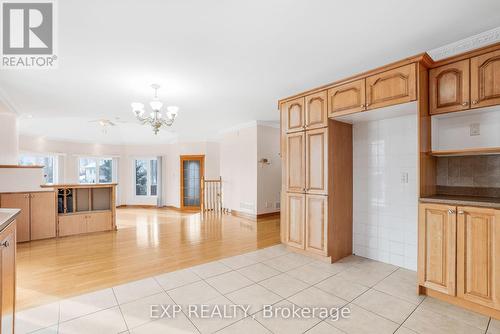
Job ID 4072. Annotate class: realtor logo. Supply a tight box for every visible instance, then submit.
[1,0,57,68]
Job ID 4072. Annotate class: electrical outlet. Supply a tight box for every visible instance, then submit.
[401,172,409,185]
[470,123,480,136]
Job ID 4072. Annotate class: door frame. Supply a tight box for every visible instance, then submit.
[180,155,205,211]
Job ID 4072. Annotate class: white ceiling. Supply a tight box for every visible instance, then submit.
[1,0,500,144]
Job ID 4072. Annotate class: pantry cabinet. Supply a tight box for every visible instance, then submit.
[305,194,328,255]
[430,59,470,115]
[305,91,328,130]
[328,79,366,116]
[305,128,328,195]
[285,193,305,249]
[284,97,305,133]
[285,132,306,193]
[471,49,500,109]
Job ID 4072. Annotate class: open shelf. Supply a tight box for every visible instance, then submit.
[430,147,500,157]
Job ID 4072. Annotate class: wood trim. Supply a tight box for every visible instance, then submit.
[180,155,205,211]
[0,165,44,169]
[41,183,117,188]
[430,147,500,156]
[116,205,156,209]
[231,210,280,221]
[430,41,500,68]
[0,191,55,195]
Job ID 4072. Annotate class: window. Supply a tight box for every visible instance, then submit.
[19,154,57,184]
[135,159,158,196]
[79,157,113,184]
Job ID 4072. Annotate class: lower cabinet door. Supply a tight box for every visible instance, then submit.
[87,212,112,233]
[58,215,87,237]
[285,193,305,249]
[0,222,16,334]
[457,206,500,309]
[305,194,328,256]
[418,203,457,295]
[30,192,57,240]
[0,193,30,242]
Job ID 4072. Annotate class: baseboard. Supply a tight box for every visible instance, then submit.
[116,205,157,209]
[231,210,280,221]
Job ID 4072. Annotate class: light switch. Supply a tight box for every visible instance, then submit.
[401,172,409,184]
[470,123,480,136]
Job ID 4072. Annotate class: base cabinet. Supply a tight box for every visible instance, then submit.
[59,212,113,237]
[0,221,16,334]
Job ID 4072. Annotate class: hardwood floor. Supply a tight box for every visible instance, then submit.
[16,207,280,310]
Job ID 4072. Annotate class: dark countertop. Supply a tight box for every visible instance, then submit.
[0,209,20,232]
[420,195,500,209]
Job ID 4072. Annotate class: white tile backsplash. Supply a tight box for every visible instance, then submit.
[353,114,418,270]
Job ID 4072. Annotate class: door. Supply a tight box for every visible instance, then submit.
[430,59,470,115]
[0,222,16,334]
[284,97,305,133]
[286,193,305,249]
[471,49,500,109]
[457,207,500,308]
[366,63,416,110]
[327,79,366,116]
[305,194,328,255]
[305,91,327,130]
[30,192,56,240]
[58,215,87,237]
[87,212,112,233]
[180,155,204,210]
[305,128,328,195]
[286,132,305,193]
[418,203,457,296]
[0,193,30,242]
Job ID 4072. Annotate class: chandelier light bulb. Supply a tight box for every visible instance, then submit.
[149,99,163,111]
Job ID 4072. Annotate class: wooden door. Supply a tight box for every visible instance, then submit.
[285,193,305,249]
[471,50,500,108]
[30,192,56,240]
[0,193,30,242]
[180,155,205,210]
[457,207,500,309]
[286,132,305,193]
[327,79,366,116]
[284,97,305,133]
[305,91,327,130]
[430,60,470,115]
[305,194,328,255]
[418,203,457,296]
[58,214,87,237]
[0,222,16,334]
[305,128,328,195]
[366,63,416,110]
[87,212,112,233]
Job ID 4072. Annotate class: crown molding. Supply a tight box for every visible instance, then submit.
[428,26,500,61]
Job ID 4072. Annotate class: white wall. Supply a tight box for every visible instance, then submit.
[0,110,19,165]
[257,125,281,214]
[352,113,418,270]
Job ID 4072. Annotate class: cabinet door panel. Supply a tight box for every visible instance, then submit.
[0,193,30,242]
[87,212,112,233]
[457,207,500,309]
[0,222,16,334]
[366,63,416,109]
[418,203,456,296]
[328,79,366,116]
[58,215,87,237]
[305,195,328,255]
[430,60,470,115]
[471,50,500,108]
[306,128,327,195]
[285,97,305,133]
[305,91,327,129]
[30,192,56,240]
[286,132,305,193]
[286,193,305,249]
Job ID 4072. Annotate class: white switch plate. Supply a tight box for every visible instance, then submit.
[470,123,480,136]
[401,172,409,184]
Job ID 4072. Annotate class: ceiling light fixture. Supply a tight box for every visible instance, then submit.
[131,84,179,135]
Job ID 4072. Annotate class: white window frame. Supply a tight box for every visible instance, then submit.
[19,152,59,184]
[78,157,114,184]
[134,157,158,197]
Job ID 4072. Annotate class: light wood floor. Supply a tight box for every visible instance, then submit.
[16,208,280,310]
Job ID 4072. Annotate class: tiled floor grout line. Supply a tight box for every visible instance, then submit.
[485,317,491,334]
[112,287,130,333]
[391,292,427,334]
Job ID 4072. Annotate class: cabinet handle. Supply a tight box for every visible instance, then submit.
[472,100,478,105]
[360,104,365,108]
[448,209,455,214]
[458,210,464,214]
[1,241,9,248]
[462,101,469,106]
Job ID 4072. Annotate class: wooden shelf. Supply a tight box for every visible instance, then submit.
[431,147,500,157]
[41,183,117,189]
[0,165,44,169]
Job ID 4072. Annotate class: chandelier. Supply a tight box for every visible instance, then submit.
[131,84,179,135]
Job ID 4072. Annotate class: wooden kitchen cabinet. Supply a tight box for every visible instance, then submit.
[305,194,328,255]
[305,128,328,195]
[305,91,327,130]
[430,59,470,115]
[30,192,56,240]
[471,49,500,109]
[284,97,305,133]
[0,221,16,334]
[58,215,86,237]
[327,79,366,116]
[366,63,416,109]
[418,203,457,296]
[0,194,30,242]
[87,212,112,233]
[285,193,305,249]
[457,206,500,309]
[286,132,306,193]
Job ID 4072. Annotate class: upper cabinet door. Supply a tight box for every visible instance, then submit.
[286,132,305,193]
[418,203,457,296]
[285,192,305,249]
[285,97,305,133]
[305,128,328,195]
[327,79,366,117]
[366,63,416,110]
[457,207,500,309]
[305,91,327,130]
[430,60,470,115]
[471,50,500,109]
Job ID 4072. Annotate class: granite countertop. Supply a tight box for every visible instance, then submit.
[420,195,500,209]
[0,209,20,232]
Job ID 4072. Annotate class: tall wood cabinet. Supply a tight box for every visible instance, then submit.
[0,220,16,334]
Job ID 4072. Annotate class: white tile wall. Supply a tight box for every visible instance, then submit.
[352,114,418,270]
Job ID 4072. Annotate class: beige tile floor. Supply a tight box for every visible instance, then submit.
[15,244,498,334]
